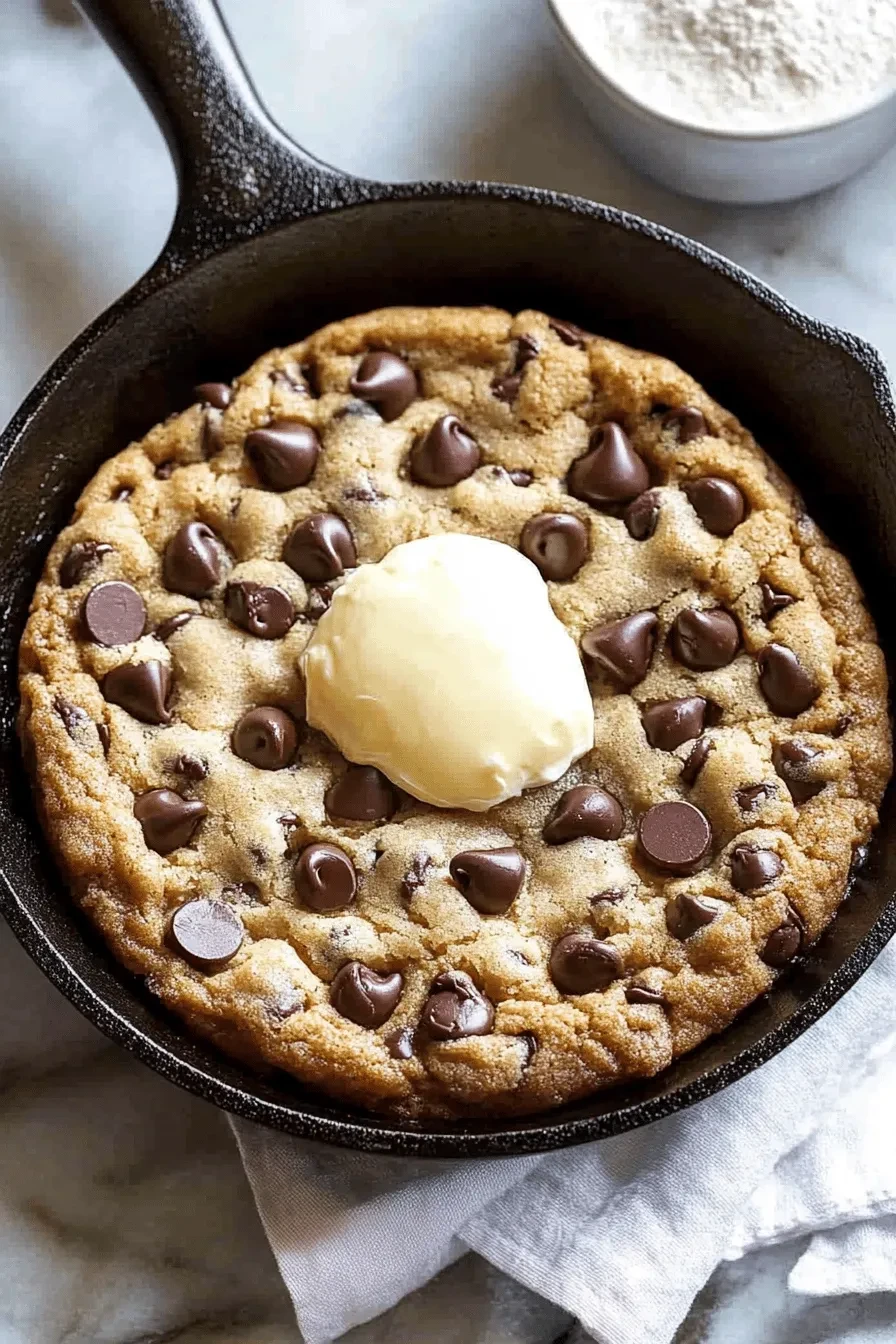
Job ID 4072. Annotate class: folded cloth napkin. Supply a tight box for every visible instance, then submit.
[232,938,896,1344]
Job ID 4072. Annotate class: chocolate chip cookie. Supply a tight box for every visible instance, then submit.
[18,306,891,1120]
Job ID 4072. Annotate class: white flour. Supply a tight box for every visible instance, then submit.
[557,0,896,131]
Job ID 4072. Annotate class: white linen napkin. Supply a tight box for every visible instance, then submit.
[233,938,896,1344]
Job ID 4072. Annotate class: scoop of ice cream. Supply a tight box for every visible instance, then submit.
[301,533,594,810]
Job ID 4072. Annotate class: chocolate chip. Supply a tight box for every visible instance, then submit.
[642,696,706,751]
[773,740,825,802]
[420,970,494,1040]
[681,736,713,786]
[410,415,480,487]
[202,410,226,458]
[169,753,208,781]
[284,513,356,582]
[231,706,299,770]
[549,933,623,995]
[194,382,232,411]
[82,581,146,646]
[518,1031,538,1064]
[112,485,133,503]
[245,419,320,491]
[581,611,658,688]
[386,1025,415,1059]
[401,852,433,903]
[224,581,295,639]
[97,722,111,754]
[761,905,805,967]
[103,660,172,724]
[625,984,668,1007]
[670,608,740,670]
[665,892,719,939]
[294,842,357,911]
[350,351,417,421]
[516,334,540,365]
[59,540,113,588]
[736,783,775,811]
[330,961,403,1028]
[662,406,707,443]
[758,644,818,716]
[449,847,525,915]
[55,697,89,737]
[492,372,522,403]
[760,580,795,620]
[163,521,224,598]
[591,888,626,906]
[325,765,397,822]
[305,585,334,621]
[543,785,624,845]
[833,714,852,738]
[549,317,590,347]
[730,845,782,892]
[568,422,650,508]
[155,611,194,642]
[624,490,661,540]
[519,512,589,581]
[508,469,533,487]
[170,898,243,967]
[682,478,746,536]
[134,788,206,854]
[638,800,712,874]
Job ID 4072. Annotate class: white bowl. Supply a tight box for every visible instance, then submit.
[545,0,896,204]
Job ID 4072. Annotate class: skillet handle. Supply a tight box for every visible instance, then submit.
[77,0,366,274]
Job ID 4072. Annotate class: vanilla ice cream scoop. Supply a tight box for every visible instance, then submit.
[301,533,594,810]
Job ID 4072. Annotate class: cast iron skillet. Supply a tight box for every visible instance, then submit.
[1,0,894,1159]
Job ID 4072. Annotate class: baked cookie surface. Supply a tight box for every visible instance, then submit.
[18,306,891,1119]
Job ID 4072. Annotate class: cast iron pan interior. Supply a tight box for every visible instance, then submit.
[0,0,894,1157]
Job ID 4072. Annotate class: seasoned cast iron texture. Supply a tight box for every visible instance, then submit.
[0,0,894,1156]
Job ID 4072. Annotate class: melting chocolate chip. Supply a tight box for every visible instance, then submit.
[662,406,707,443]
[624,490,661,540]
[508,469,533,487]
[82,581,146,646]
[549,317,590,347]
[519,512,589,581]
[305,584,334,621]
[666,892,719,939]
[681,736,713,786]
[284,513,356,582]
[155,610,194,642]
[730,845,782,892]
[169,753,208,782]
[386,1025,416,1059]
[638,800,712,874]
[231,707,299,770]
[246,419,320,491]
[682,478,746,536]
[625,984,668,1007]
[325,765,397,823]
[163,521,224,598]
[224,581,295,639]
[134,788,206,854]
[549,933,623,995]
[54,697,89,737]
[59,540,113,588]
[670,608,740,671]
[759,580,795,620]
[568,422,650,508]
[401,852,433,903]
[492,372,522,402]
[294,842,357,911]
[350,351,417,421]
[330,961,403,1028]
[758,644,818,716]
[194,382,232,411]
[773,740,825,802]
[642,696,706,751]
[420,970,494,1040]
[736,783,775,811]
[103,660,172,724]
[761,905,805,967]
[581,611,658,688]
[170,898,243,967]
[410,415,480,486]
[449,847,525,915]
[543,785,624,845]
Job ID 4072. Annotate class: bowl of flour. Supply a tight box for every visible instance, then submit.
[547,0,896,202]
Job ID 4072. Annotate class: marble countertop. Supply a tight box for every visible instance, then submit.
[3,1,896,1341]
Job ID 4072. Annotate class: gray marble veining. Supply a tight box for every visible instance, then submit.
[3,0,896,1340]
